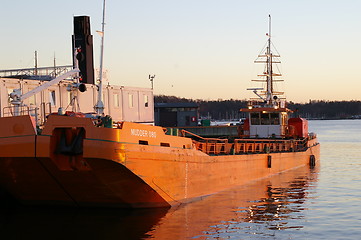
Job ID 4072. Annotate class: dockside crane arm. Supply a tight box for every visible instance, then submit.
[8,64,85,117]
[9,68,80,105]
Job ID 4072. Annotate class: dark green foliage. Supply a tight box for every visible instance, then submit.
[155,95,361,120]
[155,95,248,120]
[289,100,361,119]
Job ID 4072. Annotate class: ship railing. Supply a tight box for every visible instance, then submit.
[2,105,39,118]
[180,129,231,155]
[193,140,231,155]
[179,129,310,155]
[247,100,286,108]
[308,132,317,140]
[193,138,308,155]
[40,102,52,124]
[2,102,53,127]
[307,133,319,147]
[233,138,308,154]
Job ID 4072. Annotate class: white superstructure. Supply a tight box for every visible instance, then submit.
[0,77,154,125]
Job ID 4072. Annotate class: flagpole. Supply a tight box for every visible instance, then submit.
[95,0,106,115]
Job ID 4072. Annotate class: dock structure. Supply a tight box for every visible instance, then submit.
[0,65,73,80]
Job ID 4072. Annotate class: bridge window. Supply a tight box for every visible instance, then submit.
[250,113,260,125]
[251,112,280,125]
[261,113,271,125]
[270,113,280,125]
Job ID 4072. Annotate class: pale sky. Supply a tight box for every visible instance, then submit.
[1,0,360,103]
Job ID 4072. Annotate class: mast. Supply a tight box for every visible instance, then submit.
[95,0,106,115]
[251,14,284,107]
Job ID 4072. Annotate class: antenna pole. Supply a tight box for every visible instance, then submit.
[35,51,38,76]
[95,0,106,115]
[269,14,271,41]
[149,74,155,90]
[53,52,57,77]
[266,14,273,103]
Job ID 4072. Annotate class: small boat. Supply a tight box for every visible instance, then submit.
[0,14,320,208]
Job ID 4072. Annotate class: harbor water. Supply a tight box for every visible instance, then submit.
[1,120,361,240]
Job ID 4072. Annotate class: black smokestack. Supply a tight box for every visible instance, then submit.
[72,16,95,84]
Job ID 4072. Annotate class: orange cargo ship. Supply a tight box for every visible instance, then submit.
[0,15,319,208]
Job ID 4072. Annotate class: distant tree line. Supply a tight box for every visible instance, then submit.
[288,100,361,119]
[155,95,361,120]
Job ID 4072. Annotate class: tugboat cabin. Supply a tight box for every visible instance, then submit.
[241,106,292,138]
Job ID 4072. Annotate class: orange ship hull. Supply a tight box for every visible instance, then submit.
[0,115,320,208]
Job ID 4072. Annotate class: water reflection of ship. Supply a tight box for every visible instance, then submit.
[146,164,320,239]
[0,206,168,240]
[244,178,310,228]
[0,165,319,239]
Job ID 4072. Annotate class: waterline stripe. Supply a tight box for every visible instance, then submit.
[39,135,187,149]
[85,138,187,149]
[0,135,35,139]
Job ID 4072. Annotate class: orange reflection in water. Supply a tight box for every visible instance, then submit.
[0,165,319,240]
[147,164,320,239]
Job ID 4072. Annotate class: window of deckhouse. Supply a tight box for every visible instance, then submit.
[49,90,56,106]
[114,93,119,107]
[7,88,13,104]
[250,112,260,125]
[144,95,149,107]
[261,113,271,125]
[252,112,281,125]
[128,94,134,108]
[270,113,280,125]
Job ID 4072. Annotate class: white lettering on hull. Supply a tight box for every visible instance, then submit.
[130,129,157,138]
